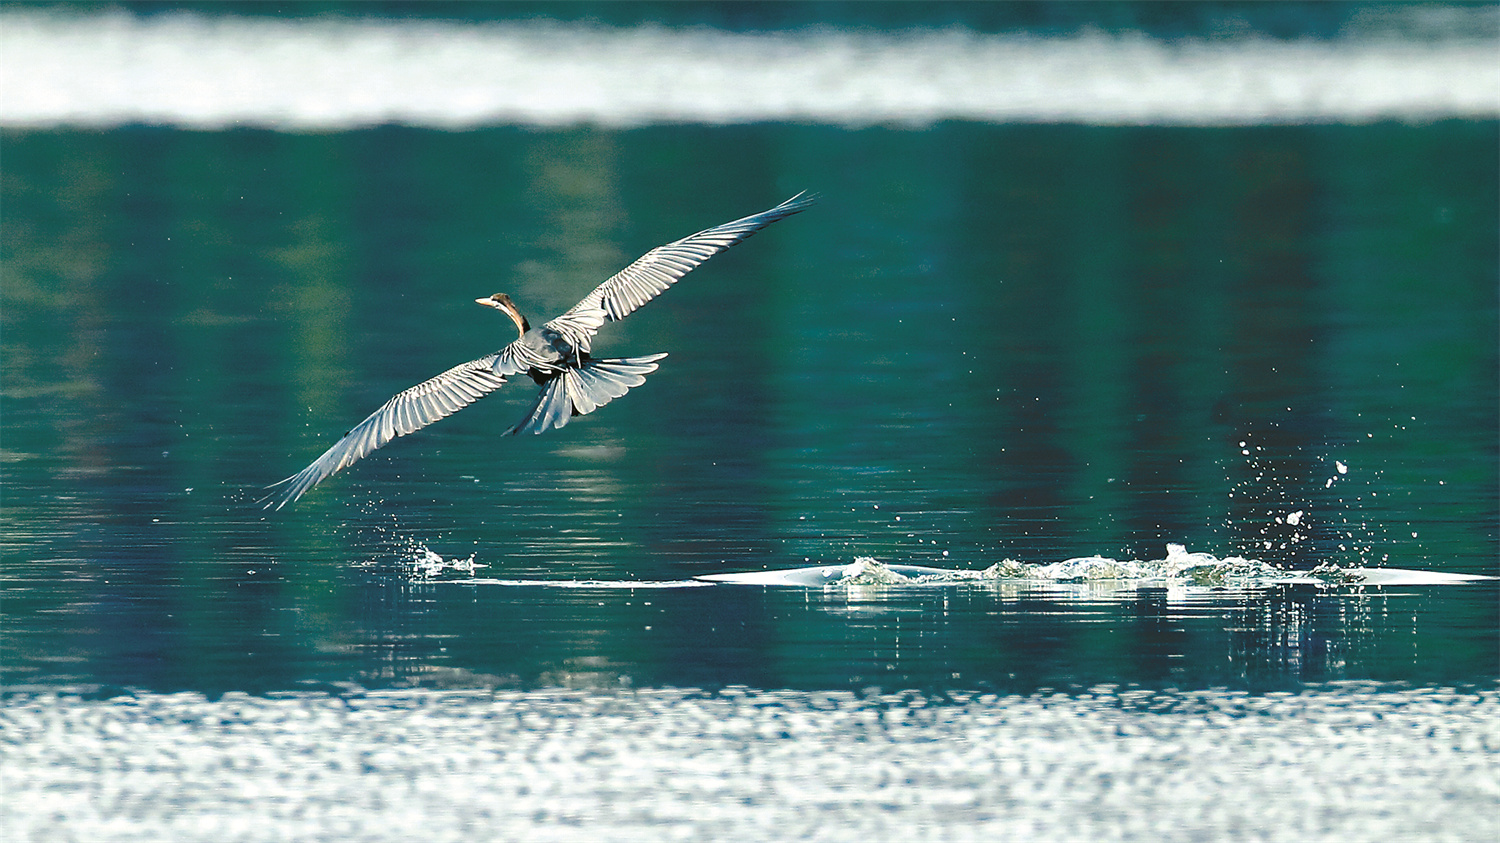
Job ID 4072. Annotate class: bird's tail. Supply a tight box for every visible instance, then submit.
[505,353,668,435]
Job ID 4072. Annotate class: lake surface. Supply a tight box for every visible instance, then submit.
[2,7,1498,842]
[5,119,1495,693]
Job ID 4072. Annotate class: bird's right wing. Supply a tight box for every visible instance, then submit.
[560,192,817,327]
[262,354,509,509]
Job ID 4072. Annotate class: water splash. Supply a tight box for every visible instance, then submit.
[388,544,712,588]
[701,544,1493,587]
[388,544,485,581]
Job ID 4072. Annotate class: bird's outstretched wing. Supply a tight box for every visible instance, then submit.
[557,192,817,334]
[262,354,509,509]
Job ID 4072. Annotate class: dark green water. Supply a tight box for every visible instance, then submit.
[3,122,1497,695]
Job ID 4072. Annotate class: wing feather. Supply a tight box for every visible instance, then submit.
[435,383,464,409]
[262,353,508,509]
[558,192,817,331]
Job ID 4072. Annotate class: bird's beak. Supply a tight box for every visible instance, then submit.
[475,297,494,307]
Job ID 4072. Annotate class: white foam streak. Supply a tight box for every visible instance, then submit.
[698,546,1495,588]
[3,11,1496,130]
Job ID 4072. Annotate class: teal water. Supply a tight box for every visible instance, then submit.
[4,121,1495,696]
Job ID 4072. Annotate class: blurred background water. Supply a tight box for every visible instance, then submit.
[1,3,1497,841]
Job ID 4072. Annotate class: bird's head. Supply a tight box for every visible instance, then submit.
[475,293,530,337]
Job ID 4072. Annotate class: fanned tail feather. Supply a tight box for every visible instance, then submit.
[506,353,667,435]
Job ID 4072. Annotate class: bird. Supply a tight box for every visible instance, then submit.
[263,192,815,509]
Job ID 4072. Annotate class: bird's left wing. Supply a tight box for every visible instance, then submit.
[262,353,509,509]
[557,192,817,333]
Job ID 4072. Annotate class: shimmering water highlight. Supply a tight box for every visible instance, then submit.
[4,684,1496,843]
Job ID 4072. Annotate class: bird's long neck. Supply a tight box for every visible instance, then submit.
[502,306,530,338]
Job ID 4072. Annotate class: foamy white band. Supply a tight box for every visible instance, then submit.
[3,11,1496,129]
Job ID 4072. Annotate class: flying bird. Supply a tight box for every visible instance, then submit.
[263,192,815,509]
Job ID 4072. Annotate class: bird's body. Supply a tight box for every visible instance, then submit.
[264,193,814,509]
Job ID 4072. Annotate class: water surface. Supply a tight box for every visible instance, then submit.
[3,120,1496,695]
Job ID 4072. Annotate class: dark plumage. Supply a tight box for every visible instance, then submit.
[263,192,815,509]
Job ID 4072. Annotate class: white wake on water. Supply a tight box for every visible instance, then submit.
[703,545,1493,587]
[395,542,1491,588]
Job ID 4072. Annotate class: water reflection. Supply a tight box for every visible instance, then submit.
[297,570,1493,698]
